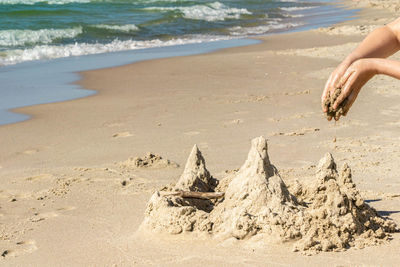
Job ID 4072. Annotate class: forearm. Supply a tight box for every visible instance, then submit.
[371,58,400,80]
[345,23,400,64]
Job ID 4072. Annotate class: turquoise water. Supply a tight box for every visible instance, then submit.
[0,0,357,126]
[1,0,349,66]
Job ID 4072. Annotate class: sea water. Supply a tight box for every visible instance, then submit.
[0,0,357,125]
[0,0,355,66]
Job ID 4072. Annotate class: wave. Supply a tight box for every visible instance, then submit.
[0,35,230,66]
[92,24,139,32]
[0,0,186,4]
[0,0,90,4]
[229,22,303,36]
[280,6,316,12]
[0,27,83,47]
[146,2,251,22]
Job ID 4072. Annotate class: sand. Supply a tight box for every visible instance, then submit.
[324,87,347,119]
[141,137,397,255]
[118,153,180,170]
[1,1,400,266]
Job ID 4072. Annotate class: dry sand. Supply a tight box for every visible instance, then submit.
[1,1,400,266]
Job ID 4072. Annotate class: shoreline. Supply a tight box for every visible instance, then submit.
[0,38,259,127]
[0,0,356,127]
[1,1,400,265]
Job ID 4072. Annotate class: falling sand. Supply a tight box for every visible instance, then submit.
[324,87,348,119]
[139,137,397,255]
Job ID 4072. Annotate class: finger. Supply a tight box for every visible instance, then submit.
[322,74,334,112]
[331,64,348,88]
[322,73,334,100]
[337,69,354,89]
[333,72,357,109]
[329,73,340,90]
[327,115,332,121]
[342,88,360,116]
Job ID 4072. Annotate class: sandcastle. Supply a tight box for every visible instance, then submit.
[140,137,397,254]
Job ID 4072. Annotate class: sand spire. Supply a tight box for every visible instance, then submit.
[174,144,213,192]
[210,136,301,240]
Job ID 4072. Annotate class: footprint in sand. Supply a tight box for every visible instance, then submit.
[381,105,400,117]
[119,177,150,186]
[103,121,124,128]
[184,131,200,136]
[31,206,76,222]
[56,206,76,212]
[119,177,153,194]
[270,127,320,136]
[0,190,32,201]
[223,119,243,127]
[22,149,39,155]
[112,132,133,138]
[387,121,400,126]
[29,211,59,223]
[234,110,250,115]
[25,173,53,182]
[1,240,37,259]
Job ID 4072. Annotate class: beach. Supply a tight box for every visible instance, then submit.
[1,0,400,265]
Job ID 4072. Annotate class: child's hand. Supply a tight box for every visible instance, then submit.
[332,58,377,120]
[321,59,352,120]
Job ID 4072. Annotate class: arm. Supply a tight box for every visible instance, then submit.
[348,20,400,60]
[322,17,400,120]
[331,58,400,118]
[374,58,400,79]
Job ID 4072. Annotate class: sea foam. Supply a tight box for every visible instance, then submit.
[280,6,317,11]
[92,24,139,33]
[147,2,251,22]
[0,0,90,4]
[0,27,83,47]
[229,22,302,36]
[0,35,230,66]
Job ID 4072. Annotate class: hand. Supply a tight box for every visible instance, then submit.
[321,59,353,119]
[332,58,377,120]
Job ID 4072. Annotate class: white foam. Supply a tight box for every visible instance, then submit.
[146,2,251,22]
[0,0,90,4]
[0,35,231,66]
[0,27,83,47]
[280,6,316,11]
[229,22,302,36]
[283,13,304,18]
[92,24,139,32]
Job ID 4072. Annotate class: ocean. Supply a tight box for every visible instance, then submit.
[0,0,356,125]
[0,0,352,66]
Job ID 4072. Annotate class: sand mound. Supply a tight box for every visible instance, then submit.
[140,146,215,235]
[209,137,303,241]
[174,145,217,192]
[140,137,397,254]
[292,153,397,253]
[118,153,179,169]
